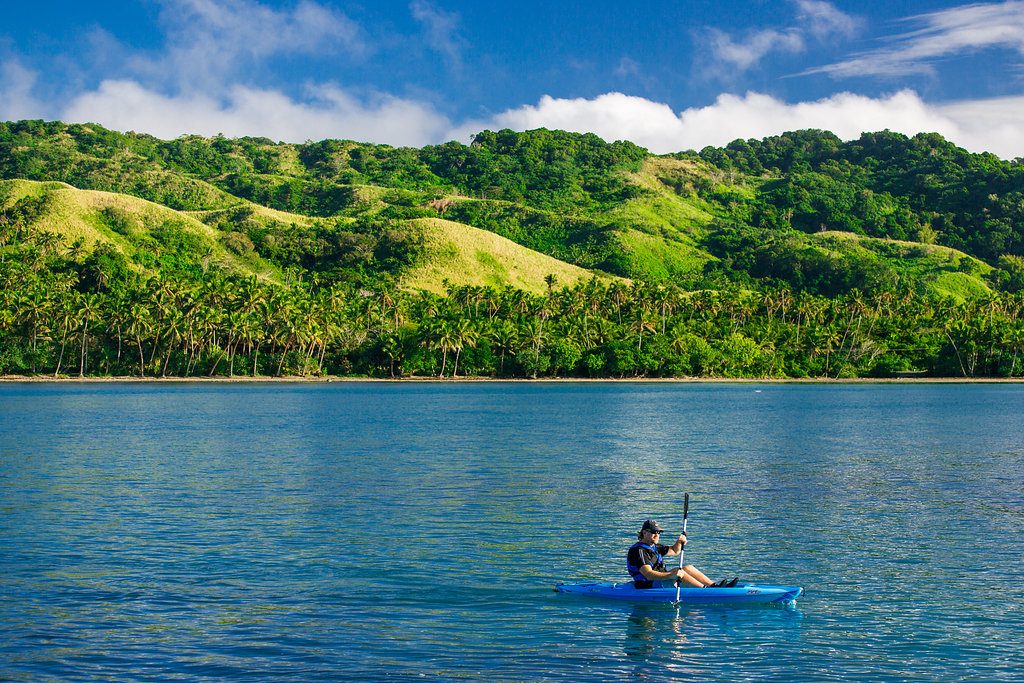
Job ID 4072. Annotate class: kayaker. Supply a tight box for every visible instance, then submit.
[627,519,737,589]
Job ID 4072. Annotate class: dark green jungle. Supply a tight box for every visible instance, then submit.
[2,119,1024,378]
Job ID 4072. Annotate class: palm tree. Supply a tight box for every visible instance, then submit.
[76,293,101,377]
[544,273,558,295]
[630,308,657,351]
[488,320,519,375]
[126,303,153,377]
[225,310,247,377]
[52,300,75,377]
[650,285,674,334]
[158,309,187,376]
[380,325,418,377]
[450,318,478,377]
[423,318,459,377]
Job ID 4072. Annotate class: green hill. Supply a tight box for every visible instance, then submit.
[0,177,611,295]
[0,179,280,280]
[3,120,1024,380]
[3,119,1019,298]
[402,218,611,294]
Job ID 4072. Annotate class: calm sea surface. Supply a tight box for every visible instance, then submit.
[1,382,1023,681]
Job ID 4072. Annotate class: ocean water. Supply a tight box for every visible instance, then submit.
[1,381,1022,681]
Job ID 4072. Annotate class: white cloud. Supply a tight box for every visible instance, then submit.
[3,0,1021,160]
[134,0,365,91]
[450,93,689,152]
[614,56,642,79]
[7,0,455,146]
[705,0,859,73]
[0,57,47,120]
[809,1,1024,77]
[795,0,861,40]
[2,0,450,147]
[410,0,465,70]
[708,28,805,71]
[934,95,1024,158]
[61,79,451,147]
[447,90,1024,159]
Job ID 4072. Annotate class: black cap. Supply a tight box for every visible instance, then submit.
[640,519,664,533]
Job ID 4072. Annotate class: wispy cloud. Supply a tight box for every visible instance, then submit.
[0,56,44,121]
[135,0,366,91]
[808,1,1024,78]
[449,89,1024,159]
[614,56,642,79]
[410,0,466,71]
[707,28,806,72]
[613,55,658,91]
[704,0,860,74]
[795,0,861,40]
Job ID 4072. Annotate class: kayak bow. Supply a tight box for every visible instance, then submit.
[555,582,802,605]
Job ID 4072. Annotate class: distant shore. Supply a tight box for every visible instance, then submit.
[2,375,1022,384]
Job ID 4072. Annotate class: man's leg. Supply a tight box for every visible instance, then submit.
[682,565,714,586]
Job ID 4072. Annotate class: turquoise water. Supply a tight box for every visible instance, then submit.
[1,382,1022,681]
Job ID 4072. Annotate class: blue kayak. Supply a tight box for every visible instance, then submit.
[555,582,802,605]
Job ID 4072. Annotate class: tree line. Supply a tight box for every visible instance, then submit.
[3,227,1023,379]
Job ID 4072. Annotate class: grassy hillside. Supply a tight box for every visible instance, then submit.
[1,178,613,295]
[0,179,280,280]
[402,218,607,294]
[5,120,1022,299]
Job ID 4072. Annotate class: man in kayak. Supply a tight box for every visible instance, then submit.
[627,519,737,589]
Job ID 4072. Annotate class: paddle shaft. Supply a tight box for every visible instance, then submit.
[675,493,689,602]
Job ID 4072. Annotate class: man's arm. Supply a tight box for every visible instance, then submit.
[662,534,687,557]
[638,563,682,581]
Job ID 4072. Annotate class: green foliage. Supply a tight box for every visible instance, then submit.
[97,206,138,237]
[3,222,1024,380]
[4,120,1024,380]
[79,243,132,291]
[702,128,1024,262]
[421,129,648,211]
[756,172,919,239]
[442,199,619,271]
[992,255,1024,293]
[703,221,890,295]
[4,120,1019,290]
[219,174,356,216]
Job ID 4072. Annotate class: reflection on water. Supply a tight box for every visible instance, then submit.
[1,382,1022,681]
[617,601,805,680]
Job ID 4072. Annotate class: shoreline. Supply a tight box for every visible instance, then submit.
[1,375,1022,384]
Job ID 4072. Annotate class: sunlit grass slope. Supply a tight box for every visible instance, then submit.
[617,156,738,233]
[402,218,611,294]
[602,156,757,281]
[1,179,278,278]
[613,229,713,281]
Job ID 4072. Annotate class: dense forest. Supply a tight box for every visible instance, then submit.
[2,119,1023,378]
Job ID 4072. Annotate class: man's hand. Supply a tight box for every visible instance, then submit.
[677,533,687,546]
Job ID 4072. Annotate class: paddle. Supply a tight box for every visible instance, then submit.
[674,492,689,605]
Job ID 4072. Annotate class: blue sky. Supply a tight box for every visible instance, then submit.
[2,0,1024,157]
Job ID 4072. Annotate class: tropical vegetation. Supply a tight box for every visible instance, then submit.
[2,119,1023,378]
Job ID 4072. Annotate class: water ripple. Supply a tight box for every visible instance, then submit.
[1,382,1023,681]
